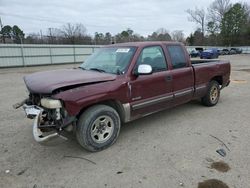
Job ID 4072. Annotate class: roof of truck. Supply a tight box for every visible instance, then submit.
[107,41,183,48]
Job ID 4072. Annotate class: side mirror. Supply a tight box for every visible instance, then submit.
[136,64,153,75]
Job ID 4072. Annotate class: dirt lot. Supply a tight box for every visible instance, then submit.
[0,55,250,188]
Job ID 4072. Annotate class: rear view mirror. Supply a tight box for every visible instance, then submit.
[137,64,153,75]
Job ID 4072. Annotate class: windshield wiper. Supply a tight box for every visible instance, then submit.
[78,67,86,70]
[89,68,106,73]
[116,68,123,75]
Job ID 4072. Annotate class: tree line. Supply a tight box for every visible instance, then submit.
[0,0,249,46]
[186,0,250,46]
[0,22,185,45]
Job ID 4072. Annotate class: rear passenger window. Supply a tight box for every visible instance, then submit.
[136,46,167,72]
[167,45,187,69]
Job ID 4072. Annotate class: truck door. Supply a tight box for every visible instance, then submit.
[129,46,174,118]
[166,45,194,105]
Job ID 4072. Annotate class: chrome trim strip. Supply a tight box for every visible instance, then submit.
[132,96,142,101]
[122,103,131,122]
[196,84,207,91]
[132,95,173,110]
[174,89,193,98]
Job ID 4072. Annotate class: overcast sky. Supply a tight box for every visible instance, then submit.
[0,0,241,37]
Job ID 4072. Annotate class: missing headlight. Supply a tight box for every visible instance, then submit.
[41,98,62,109]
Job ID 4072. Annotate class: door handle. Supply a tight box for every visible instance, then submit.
[165,75,172,81]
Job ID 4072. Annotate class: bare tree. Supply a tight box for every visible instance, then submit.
[171,30,185,42]
[25,33,43,44]
[156,28,169,35]
[242,2,250,19]
[208,0,231,23]
[148,28,171,41]
[47,28,62,44]
[186,7,206,37]
[60,23,87,44]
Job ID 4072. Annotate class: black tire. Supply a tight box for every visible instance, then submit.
[76,105,121,152]
[201,81,220,106]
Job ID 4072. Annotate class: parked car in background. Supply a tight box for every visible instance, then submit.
[218,49,225,55]
[221,49,230,55]
[230,48,242,54]
[230,48,237,55]
[190,49,200,58]
[195,47,204,54]
[200,48,219,59]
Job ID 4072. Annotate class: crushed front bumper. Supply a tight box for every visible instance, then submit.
[32,113,59,143]
[22,104,66,143]
[23,104,41,119]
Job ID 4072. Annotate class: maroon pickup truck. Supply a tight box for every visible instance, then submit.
[14,42,230,151]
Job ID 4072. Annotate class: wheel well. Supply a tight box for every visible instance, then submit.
[77,100,126,123]
[101,100,125,123]
[211,76,223,85]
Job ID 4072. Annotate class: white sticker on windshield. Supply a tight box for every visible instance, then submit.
[116,48,130,53]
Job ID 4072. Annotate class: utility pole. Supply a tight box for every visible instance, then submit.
[0,17,3,30]
[0,16,5,43]
[40,29,43,43]
[48,28,53,44]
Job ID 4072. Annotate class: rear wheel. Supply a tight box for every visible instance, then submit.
[201,81,220,106]
[76,105,121,152]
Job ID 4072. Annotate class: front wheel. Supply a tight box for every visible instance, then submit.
[76,105,121,152]
[201,81,220,106]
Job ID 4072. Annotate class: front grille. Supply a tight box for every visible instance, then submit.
[28,94,41,105]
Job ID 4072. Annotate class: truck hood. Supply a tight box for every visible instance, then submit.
[24,69,116,94]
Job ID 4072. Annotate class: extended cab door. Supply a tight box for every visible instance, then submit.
[129,45,174,118]
[165,45,194,105]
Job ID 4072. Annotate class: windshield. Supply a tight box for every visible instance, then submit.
[80,47,136,75]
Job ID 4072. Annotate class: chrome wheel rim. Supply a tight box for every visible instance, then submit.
[90,115,114,143]
[210,86,219,102]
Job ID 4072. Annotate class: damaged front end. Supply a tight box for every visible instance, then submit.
[14,94,76,144]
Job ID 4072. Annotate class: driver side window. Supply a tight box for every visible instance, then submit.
[136,46,167,72]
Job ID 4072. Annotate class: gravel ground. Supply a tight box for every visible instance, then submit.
[0,55,250,188]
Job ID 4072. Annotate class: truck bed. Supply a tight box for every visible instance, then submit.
[191,59,230,95]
